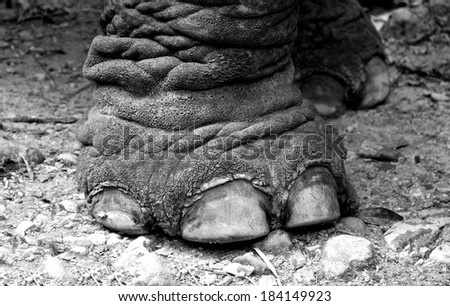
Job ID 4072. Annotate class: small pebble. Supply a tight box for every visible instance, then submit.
[0,40,9,48]
[15,221,38,237]
[223,263,255,277]
[258,275,278,286]
[87,233,107,245]
[429,243,450,264]
[233,252,268,275]
[43,255,67,279]
[0,247,11,264]
[71,246,89,256]
[200,274,217,286]
[255,229,293,252]
[107,233,124,246]
[430,92,449,102]
[127,236,157,252]
[288,251,307,270]
[5,67,16,74]
[113,246,174,285]
[293,268,316,285]
[59,200,78,213]
[335,217,367,237]
[56,153,78,166]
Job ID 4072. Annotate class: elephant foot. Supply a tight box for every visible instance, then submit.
[90,188,154,235]
[284,167,340,228]
[180,180,270,244]
[300,75,346,118]
[302,56,390,117]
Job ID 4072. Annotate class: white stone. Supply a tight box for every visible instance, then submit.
[293,268,316,285]
[59,200,78,213]
[223,262,255,277]
[113,246,173,285]
[15,221,37,237]
[71,246,89,256]
[384,222,440,251]
[43,255,67,279]
[200,274,217,286]
[233,252,268,274]
[431,92,449,102]
[63,236,93,248]
[320,235,373,278]
[87,233,107,245]
[127,236,155,252]
[33,214,49,228]
[429,243,450,264]
[0,247,11,264]
[107,233,124,246]
[256,229,293,252]
[258,275,278,286]
[56,153,78,165]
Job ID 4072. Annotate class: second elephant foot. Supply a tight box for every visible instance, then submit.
[301,56,390,117]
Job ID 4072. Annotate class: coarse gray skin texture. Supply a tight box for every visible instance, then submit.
[77,0,370,236]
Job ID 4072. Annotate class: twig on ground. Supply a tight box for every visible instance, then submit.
[85,268,100,286]
[62,83,93,101]
[244,276,257,286]
[254,248,281,286]
[182,263,200,286]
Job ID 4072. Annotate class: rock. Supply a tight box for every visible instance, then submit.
[63,236,93,248]
[113,246,173,285]
[442,226,450,242]
[384,221,440,251]
[320,235,373,278]
[43,255,68,279]
[0,204,6,220]
[430,92,449,102]
[288,251,308,270]
[107,233,125,246]
[87,233,107,245]
[199,274,217,286]
[127,236,157,252]
[59,200,79,213]
[256,229,293,252]
[0,247,11,265]
[293,267,316,285]
[33,214,49,228]
[5,67,15,74]
[429,243,450,264]
[56,153,78,166]
[0,40,9,48]
[15,221,38,237]
[70,246,89,256]
[335,217,367,237]
[18,30,33,40]
[233,252,269,275]
[258,275,278,286]
[358,140,401,162]
[34,73,46,82]
[223,263,255,277]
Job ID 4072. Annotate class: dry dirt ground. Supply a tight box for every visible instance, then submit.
[0,1,450,286]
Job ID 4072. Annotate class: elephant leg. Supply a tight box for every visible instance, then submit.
[294,0,390,117]
[78,0,358,242]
